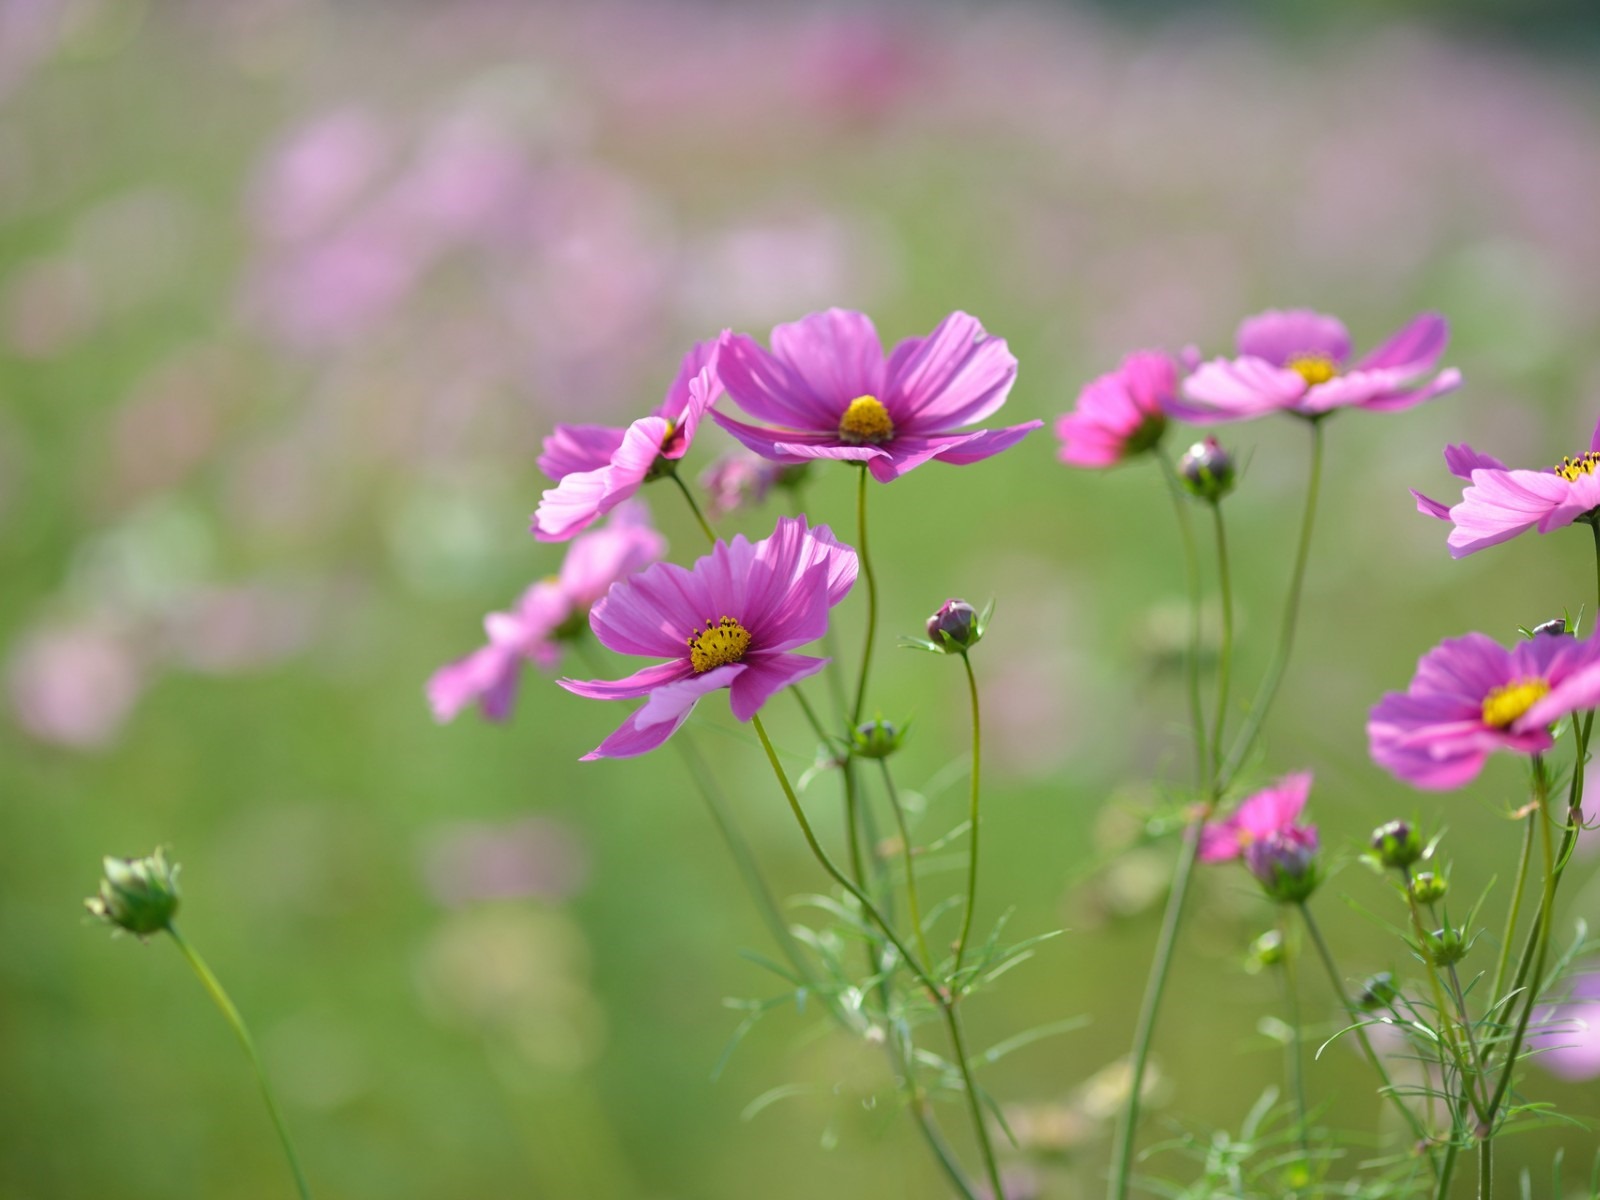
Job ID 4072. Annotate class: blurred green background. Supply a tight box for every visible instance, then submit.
[5,1,1600,1197]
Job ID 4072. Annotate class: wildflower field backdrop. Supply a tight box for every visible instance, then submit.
[5,2,1600,1198]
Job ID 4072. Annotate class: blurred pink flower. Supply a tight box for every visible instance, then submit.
[250,108,393,245]
[421,815,589,907]
[5,621,144,750]
[1056,350,1174,468]
[1531,974,1600,1082]
[1200,772,1315,864]
[699,451,784,518]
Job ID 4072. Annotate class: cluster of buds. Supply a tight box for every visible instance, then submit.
[85,848,180,938]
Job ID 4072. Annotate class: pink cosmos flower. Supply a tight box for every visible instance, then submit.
[1055,350,1174,468]
[532,336,724,542]
[711,308,1041,483]
[699,450,787,518]
[1172,309,1460,423]
[1368,630,1600,790]
[1200,771,1316,863]
[430,503,666,722]
[1412,417,1600,558]
[560,516,857,760]
[1530,973,1600,1082]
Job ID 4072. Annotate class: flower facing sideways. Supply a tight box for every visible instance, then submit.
[1055,350,1174,468]
[1200,772,1320,904]
[713,308,1040,483]
[1173,309,1459,424]
[1368,629,1600,790]
[1412,417,1600,558]
[429,503,666,722]
[533,336,724,541]
[560,516,857,760]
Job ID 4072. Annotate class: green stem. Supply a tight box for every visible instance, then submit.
[1218,417,1325,793]
[1490,814,1536,1011]
[1297,904,1437,1161]
[1401,876,1486,1122]
[1209,501,1234,769]
[669,471,717,545]
[952,652,983,981]
[880,760,933,970]
[1478,1135,1492,1200]
[165,924,313,1200]
[749,713,1003,1199]
[1106,820,1205,1200]
[1279,914,1310,1160]
[851,464,878,729]
[1157,455,1209,792]
[1436,1137,1460,1200]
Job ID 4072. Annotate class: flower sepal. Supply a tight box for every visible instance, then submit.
[86,848,181,939]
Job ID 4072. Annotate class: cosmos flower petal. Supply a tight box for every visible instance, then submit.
[1347,366,1462,413]
[720,331,847,430]
[533,417,670,542]
[1446,469,1573,558]
[1443,443,1507,478]
[1353,311,1448,373]
[427,644,521,723]
[1413,489,1452,519]
[886,310,1018,432]
[579,667,745,761]
[768,308,885,412]
[709,408,885,466]
[538,423,628,482]
[557,501,667,608]
[728,653,829,721]
[1236,309,1351,366]
[1171,356,1307,422]
[558,659,693,701]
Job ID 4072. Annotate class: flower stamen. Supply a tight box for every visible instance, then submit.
[687,616,751,673]
[1481,678,1551,728]
[838,395,895,445]
[1286,354,1338,387]
[1554,452,1600,482]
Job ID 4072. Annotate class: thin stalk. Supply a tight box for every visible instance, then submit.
[749,712,1004,1199]
[1156,455,1209,791]
[1436,1137,1460,1200]
[669,471,717,545]
[1297,904,1437,1160]
[1218,416,1326,793]
[952,652,983,980]
[880,760,933,970]
[165,924,313,1200]
[1490,814,1537,1009]
[1209,501,1235,767]
[850,464,878,728]
[1478,1136,1492,1200]
[1279,914,1310,1160]
[1401,875,1486,1122]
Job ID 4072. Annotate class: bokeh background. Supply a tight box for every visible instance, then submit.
[6,1,1600,1197]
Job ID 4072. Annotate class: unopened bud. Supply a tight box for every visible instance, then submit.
[1178,437,1236,503]
[86,848,180,938]
[1424,926,1467,967]
[1371,820,1422,870]
[1532,617,1570,638]
[1357,972,1399,1011]
[926,599,982,653]
[1248,929,1286,971]
[1245,829,1320,904]
[1409,871,1447,904]
[852,718,906,760]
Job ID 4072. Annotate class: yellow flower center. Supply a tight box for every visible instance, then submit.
[1554,452,1600,482]
[1481,678,1550,728]
[1287,354,1338,387]
[687,616,752,673]
[838,395,895,445]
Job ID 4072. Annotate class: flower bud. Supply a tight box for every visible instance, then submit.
[1371,820,1422,870]
[1409,871,1447,904]
[926,599,982,653]
[1244,829,1320,904]
[86,848,180,938]
[852,718,906,760]
[1532,617,1570,638]
[1178,437,1236,503]
[1424,925,1467,967]
[1357,972,1399,1012]
[1247,929,1286,971]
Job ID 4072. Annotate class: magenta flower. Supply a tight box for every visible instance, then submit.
[1412,418,1600,558]
[533,336,724,542]
[1173,309,1460,424]
[1531,974,1600,1082]
[430,503,666,722]
[1200,772,1316,863]
[1368,630,1600,790]
[560,516,856,760]
[1055,350,1174,468]
[711,308,1040,483]
[699,450,786,518]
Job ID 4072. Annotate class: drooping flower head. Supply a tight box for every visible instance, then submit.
[560,516,856,759]
[1201,772,1320,903]
[1368,628,1600,790]
[1412,417,1600,558]
[1172,309,1459,424]
[533,336,724,541]
[430,503,666,722]
[1055,350,1174,468]
[712,308,1041,483]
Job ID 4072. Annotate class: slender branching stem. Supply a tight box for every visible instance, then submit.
[1435,1138,1460,1200]
[880,760,933,970]
[952,652,983,979]
[166,924,313,1200]
[668,470,717,546]
[1156,455,1209,792]
[1490,813,1537,1010]
[1279,912,1310,1160]
[1209,500,1235,767]
[1478,1135,1492,1200]
[851,464,878,729]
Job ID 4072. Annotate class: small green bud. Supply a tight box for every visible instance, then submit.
[1409,871,1447,904]
[86,848,180,938]
[1178,437,1236,503]
[1424,926,1467,967]
[1248,929,1286,971]
[926,599,982,653]
[1357,972,1400,1012]
[1371,820,1422,870]
[852,718,907,760]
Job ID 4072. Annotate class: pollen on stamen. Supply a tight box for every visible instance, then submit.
[687,616,752,673]
[838,395,895,445]
[1481,678,1550,728]
[1554,452,1600,482]
[1286,354,1338,387]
